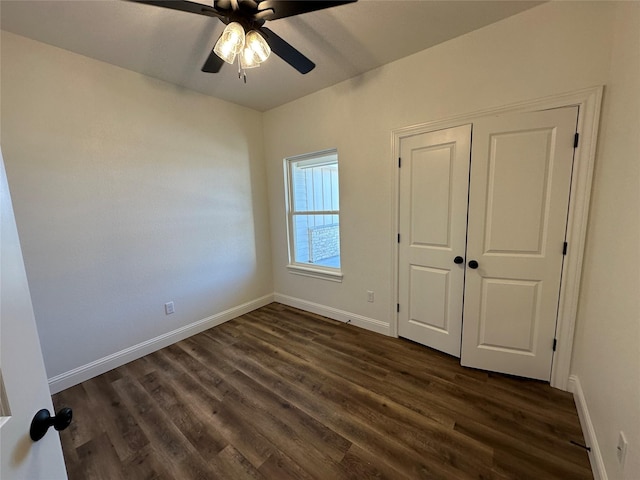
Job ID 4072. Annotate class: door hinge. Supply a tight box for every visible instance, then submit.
[563,242,568,255]
[397,303,400,313]
[398,157,402,168]
[553,338,557,351]
[397,233,400,243]
[574,133,579,149]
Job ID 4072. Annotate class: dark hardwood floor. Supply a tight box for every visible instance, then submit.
[53,303,592,479]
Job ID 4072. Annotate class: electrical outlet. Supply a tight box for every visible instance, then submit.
[367,290,374,303]
[617,431,628,466]
[164,301,175,315]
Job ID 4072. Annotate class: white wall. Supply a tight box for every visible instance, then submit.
[570,3,640,479]
[264,2,638,479]
[264,1,613,328]
[1,32,273,381]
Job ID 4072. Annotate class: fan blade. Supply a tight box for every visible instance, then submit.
[131,0,225,19]
[260,27,315,74]
[257,0,356,20]
[201,49,225,73]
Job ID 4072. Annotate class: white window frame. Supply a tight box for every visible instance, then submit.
[284,149,343,282]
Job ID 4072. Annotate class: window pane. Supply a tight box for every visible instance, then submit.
[292,214,340,268]
[291,160,339,212]
[286,149,340,273]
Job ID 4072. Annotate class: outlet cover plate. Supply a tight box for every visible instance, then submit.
[617,431,628,466]
[165,301,175,315]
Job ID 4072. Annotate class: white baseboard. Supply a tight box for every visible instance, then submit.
[273,293,391,336]
[48,294,274,394]
[568,374,607,480]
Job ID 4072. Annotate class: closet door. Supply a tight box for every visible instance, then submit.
[397,125,471,357]
[461,107,578,380]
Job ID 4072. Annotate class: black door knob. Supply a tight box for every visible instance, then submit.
[468,260,479,269]
[30,407,73,442]
[454,256,464,264]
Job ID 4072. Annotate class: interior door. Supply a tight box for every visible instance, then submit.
[460,107,578,380]
[397,125,471,357]
[0,149,68,479]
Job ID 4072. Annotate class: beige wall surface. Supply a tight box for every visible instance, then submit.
[571,3,640,479]
[264,2,637,478]
[1,32,273,379]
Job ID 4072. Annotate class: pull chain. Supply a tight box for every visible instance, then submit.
[237,57,247,83]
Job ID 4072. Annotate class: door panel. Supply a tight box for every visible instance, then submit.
[478,278,539,353]
[398,125,471,357]
[461,107,578,380]
[484,129,553,254]
[409,266,449,332]
[410,146,453,246]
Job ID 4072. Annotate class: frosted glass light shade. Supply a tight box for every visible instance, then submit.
[245,30,271,62]
[240,47,261,69]
[214,22,245,64]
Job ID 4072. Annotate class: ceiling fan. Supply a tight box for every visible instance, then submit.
[133,0,357,79]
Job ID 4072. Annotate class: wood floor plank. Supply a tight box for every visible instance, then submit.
[54,302,592,480]
[49,387,83,467]
[144,348,275,469]
[240,321,457,428]
[74,432,127,480]
[53,384,100,452]
[213,445,266,480]
[454,416,593,479]
[339,443,413,480]
[80,374,150,462]
[115,443,167,480]
[226,333,494,479]
[111,375,220,479]
[137,370,228,458]
[172,338,354,476]
[257,448,317,480]
[428,380,589,465]
[220,369,353,464]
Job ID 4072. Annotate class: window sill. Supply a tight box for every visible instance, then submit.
[286,264,343,282]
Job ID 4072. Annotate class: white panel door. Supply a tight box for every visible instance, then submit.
[398,125,471,357]
[461,107,578,380]
[0,149,68,479]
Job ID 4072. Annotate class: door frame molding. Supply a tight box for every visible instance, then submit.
[390,86,603,391]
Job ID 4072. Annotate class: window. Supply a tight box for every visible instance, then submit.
[285,149,342,281]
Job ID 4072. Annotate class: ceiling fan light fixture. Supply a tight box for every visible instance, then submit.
[244,30,271,63]
[214,22,245,64]
[140,0,357,76]
[240,47,261,69]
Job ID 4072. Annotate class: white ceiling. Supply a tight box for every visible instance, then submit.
[1,0,542,111]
